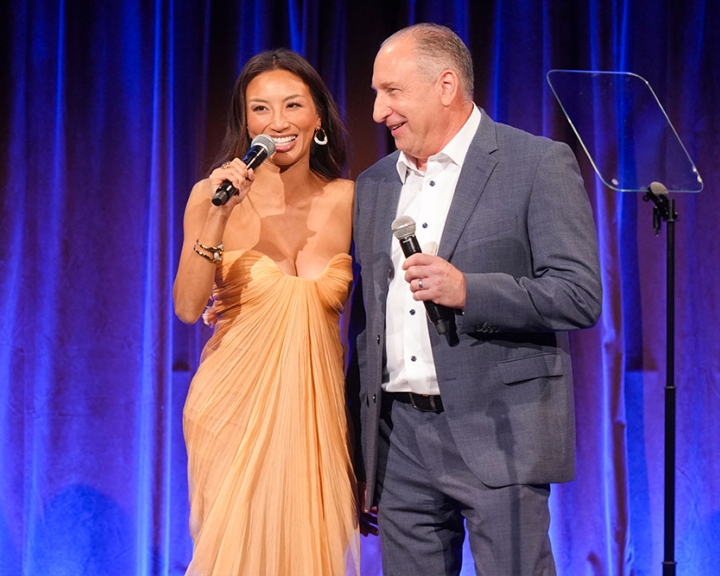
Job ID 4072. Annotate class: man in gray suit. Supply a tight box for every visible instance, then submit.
[350,23,602,575]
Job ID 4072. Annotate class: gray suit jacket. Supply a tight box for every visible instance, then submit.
[350,110,602,505]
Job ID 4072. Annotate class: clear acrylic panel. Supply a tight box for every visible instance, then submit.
[546,70,703,193]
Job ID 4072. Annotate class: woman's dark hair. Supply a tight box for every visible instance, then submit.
[218,49,347,180]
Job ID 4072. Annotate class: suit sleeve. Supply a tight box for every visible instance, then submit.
[458,141,602,333]
[345,177,367,482]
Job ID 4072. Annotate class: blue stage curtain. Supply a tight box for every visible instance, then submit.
[1,1,718,574]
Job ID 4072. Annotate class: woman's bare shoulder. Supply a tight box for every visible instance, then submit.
[322,177,354,199]
[189,178,213,198]
[182,178,214,210]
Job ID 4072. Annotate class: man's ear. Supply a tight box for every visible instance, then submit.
[438,70,460,106]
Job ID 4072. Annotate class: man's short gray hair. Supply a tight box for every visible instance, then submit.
[382,23,474,101]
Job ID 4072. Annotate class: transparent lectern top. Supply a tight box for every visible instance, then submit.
[546,70,703,193]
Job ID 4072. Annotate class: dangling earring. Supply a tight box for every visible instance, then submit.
[313,127,328,146]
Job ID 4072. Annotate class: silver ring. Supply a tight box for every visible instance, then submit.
[418,278,424,290]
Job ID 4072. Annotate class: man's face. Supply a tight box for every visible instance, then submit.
[371,38,445,166]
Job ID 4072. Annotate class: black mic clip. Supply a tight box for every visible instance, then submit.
[642,181,677,236]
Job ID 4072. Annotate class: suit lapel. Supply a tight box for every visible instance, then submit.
[438,110,500,261]
[372,164,402,296]
[373,179,401,256]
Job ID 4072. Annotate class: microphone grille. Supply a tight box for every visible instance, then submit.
[649,181,668,196]
[251,134,276,155]
[391,215,416,239]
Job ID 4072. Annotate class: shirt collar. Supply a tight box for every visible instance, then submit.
[395,105,482,183]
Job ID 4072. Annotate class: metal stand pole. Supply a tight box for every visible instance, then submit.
[642,182,678,576]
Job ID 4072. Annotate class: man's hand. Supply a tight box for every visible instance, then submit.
[403,253,467,309]
[358,481,379,537]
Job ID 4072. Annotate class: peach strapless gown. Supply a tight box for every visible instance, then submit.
[183,250,359,576]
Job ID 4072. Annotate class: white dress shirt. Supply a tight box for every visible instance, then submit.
[383,105,482,394]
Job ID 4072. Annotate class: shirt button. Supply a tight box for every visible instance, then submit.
[429,181,436,187]
[422,222,428,229]
[409,309,416,315]
[410,356,417,362]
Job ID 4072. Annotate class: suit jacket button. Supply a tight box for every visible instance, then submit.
[376,335,381,344]
[372,394,376,403]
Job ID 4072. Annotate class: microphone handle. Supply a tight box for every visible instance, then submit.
[399,235,449,335]
[399,236,422,258]
[212,181,236,206]
[242,147,267,170]
[211,146,269,206]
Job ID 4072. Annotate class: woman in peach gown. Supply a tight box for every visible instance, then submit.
[173,49,360,575]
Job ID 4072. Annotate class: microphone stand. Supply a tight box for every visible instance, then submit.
[642,183,678,576]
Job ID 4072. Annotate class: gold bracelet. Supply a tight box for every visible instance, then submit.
[194,239,224,262]
[192,245,217,263]
[196,240,224,253]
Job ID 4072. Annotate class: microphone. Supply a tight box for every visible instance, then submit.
[643,181,676,235]
[212,134,276,206]
[648,181,668,196]
[392,215,457,345]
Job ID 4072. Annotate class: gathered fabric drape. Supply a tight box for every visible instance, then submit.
[1,1,718,574]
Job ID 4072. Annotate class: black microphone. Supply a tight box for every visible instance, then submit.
[392,215,457,345]
[212,134,276,206]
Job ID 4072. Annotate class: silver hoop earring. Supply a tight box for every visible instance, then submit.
[313,127,328,146]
